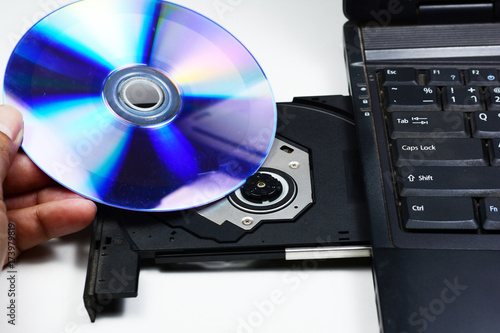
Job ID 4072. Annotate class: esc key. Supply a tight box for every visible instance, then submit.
[382,68,418,86]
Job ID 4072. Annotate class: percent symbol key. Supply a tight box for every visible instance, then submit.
[384,86,441,111]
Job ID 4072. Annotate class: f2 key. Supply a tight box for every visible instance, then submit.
[467,69,500,86]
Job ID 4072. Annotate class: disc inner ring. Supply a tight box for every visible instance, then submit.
[104,66,181,127]
[120,77,165,112]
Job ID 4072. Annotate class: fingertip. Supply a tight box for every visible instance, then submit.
[43,198,97,237]
[65,198,98,226]
[0,105,23,142]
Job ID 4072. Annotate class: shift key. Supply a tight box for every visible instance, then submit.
[399,166,500,197]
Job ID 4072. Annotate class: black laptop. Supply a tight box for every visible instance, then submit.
[344,1,500,332]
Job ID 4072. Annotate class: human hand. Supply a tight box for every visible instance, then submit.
[0,105,97,265]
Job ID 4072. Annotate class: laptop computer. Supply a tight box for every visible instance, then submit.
[1,1,376,331]
[344,1,500,332]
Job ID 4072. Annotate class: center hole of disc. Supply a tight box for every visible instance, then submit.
[120,78,164,112]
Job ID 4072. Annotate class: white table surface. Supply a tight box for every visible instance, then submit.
[0,1,379,332]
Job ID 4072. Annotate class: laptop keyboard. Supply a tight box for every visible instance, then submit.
[378,67,500,233]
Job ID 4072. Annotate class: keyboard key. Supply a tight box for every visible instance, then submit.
[466,68,500,86]
[489,139,500,165]
[389,111,468,139]
[381,68,418,86]
[392,138,487,166]
[443,86,483,111]
[402,197,478,231]
[479,197,500,231]
[384,86,440,111]
[376,67,500,237]
[399,166,500,197]
[472,111,500,138]
[428,68,462,86]
[485,86,500,111]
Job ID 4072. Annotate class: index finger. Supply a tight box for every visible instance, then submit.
[4,151,55,196]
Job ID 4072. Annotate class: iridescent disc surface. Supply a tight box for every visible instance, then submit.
[4,0,276,211]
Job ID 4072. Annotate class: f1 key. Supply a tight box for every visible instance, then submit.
[428,68,462,86]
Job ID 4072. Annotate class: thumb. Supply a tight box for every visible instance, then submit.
[0,105,23,266]
[0,105,24,184]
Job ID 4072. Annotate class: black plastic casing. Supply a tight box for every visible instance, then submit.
[344,1,500,330]
[344,0,500,25]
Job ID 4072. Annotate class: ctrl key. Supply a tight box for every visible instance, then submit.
[401,197,478,231]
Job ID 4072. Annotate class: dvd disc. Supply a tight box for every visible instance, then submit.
[4,0,276,211]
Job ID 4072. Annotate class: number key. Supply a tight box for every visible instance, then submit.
[485,86,500,111]
[443,86,483,111]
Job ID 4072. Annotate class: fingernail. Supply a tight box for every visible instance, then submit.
[13,127,24,147]
[0,105,23,143]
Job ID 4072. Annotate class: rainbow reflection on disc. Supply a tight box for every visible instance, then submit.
[4,0,276,211]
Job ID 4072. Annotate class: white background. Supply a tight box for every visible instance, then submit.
[0,1,379,332]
